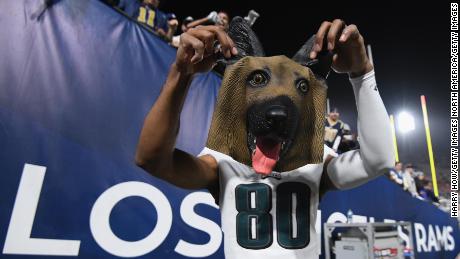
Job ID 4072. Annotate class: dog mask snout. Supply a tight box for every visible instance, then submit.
[266,105,287,125]
[247,96,298,140]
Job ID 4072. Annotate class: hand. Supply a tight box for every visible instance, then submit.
[175,26,238,75]
[206,11,218,23]
[309,19,373,77]
[155,28,166,37]
[168,19,178,29]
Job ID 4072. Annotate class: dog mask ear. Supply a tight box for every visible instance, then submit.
[292,35,333,80]
[216,17,265,66]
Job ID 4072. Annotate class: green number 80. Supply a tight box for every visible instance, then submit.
[235,182,310,250]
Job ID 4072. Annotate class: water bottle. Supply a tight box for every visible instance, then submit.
[347,209,353,223]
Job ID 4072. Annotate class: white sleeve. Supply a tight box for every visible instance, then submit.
[395,175,403,185]
[198,147,233,163]
[388,171,401,185]
[326,70,395,189]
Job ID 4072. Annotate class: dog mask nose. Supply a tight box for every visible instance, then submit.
[265,105,287,124]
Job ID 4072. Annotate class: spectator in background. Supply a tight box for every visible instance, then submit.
[337,123,358,152]
[181,16,194,33]
[135,0,178,42]
[171,11,230,48]
[186,11,230,31]
[419,181,439,204]
[171,16,194,48]
[402,164,418,197]
[388,162,404,186]
[217,11,230,30]
[414,172,426,194]
[324,107,348,153]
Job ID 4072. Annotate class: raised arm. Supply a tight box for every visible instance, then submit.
[311,20,395,191]
[135,26,237,190]
[186,12,218,30]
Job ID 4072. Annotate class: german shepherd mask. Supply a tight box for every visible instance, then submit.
[207,17,332,174]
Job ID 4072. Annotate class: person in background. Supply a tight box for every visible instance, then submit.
[185,11,230,31]
[171,11,230,48]
[388,162,404,186]
[414,171,426,194]
[136,0,178,42]
[419,181,439,204]
[181,16,194,33]
[216,11,230,30]
[171,16,194,48]
[164,14,179,42]
[324,107,347,152]
[402,164,418,197]
[337,123,358,152]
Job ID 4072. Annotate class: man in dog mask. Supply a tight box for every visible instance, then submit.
[136,18,394,258]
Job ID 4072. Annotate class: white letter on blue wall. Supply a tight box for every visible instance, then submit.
[175,192,222,257]
[90,181,172,257]
[3,164,81,256]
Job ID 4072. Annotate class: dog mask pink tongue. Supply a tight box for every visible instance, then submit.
[252,137,281,175]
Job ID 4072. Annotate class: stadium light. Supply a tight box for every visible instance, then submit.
[397,111,415,133]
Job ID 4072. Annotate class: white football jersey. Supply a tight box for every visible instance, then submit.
[199,145,336,259]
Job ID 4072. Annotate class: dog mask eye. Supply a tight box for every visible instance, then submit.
[248,71,269,87]
[296,79,309,94]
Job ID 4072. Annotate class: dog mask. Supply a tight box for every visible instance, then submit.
[207,17,332,174]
